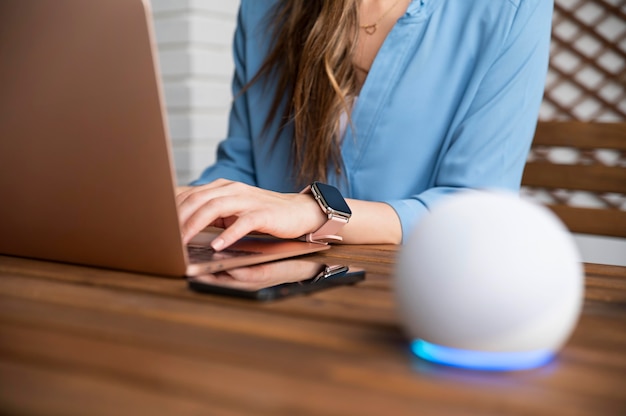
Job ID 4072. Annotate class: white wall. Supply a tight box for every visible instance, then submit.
[151,0,240,185]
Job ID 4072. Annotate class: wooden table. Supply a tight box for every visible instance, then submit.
[0,246,625,415]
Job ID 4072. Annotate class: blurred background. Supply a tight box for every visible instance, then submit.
[150,0,625,265]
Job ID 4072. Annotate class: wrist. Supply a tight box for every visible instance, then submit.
[297,191,328,234]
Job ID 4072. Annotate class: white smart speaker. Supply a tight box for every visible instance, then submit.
[395,191,584,371]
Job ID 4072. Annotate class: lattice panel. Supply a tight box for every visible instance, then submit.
[540,0,626,121]
[523,0,626,218]
[521,144,626,210]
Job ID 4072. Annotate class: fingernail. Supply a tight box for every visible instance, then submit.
[211,237,225,251]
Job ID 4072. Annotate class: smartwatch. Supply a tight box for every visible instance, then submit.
[301,181,352,244]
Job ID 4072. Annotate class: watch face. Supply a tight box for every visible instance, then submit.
[312,182,352,216]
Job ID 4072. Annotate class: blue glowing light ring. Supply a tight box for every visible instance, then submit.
[411,339,554,371]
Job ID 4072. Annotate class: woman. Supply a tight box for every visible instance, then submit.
[176,0,553,251]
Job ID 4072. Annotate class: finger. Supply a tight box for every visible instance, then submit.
[209,215,263,251]
[175,186,188,196]
[177,180,244,226]
[181,194,259,245]
[175,178,233,206]
[211,208,266,251]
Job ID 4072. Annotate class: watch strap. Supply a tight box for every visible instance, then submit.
[306,214,347,243]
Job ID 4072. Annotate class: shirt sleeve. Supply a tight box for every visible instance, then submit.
[190,2,257,186]
[385,0,553,242]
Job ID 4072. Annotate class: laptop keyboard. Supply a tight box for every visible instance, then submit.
[186,244,260,264]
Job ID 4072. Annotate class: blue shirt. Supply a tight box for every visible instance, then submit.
[192,0,553,242]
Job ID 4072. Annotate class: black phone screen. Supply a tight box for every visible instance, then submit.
[187,259,365,301]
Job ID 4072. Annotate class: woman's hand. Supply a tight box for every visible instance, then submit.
[176,179,326,251]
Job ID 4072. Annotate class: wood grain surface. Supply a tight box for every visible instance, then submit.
[0,246,624,416]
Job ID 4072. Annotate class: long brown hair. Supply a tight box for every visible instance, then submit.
[247,0,360,186]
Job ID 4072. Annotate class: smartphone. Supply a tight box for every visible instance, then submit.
[187,258,365,301]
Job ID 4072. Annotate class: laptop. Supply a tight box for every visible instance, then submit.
[0,0,329,277]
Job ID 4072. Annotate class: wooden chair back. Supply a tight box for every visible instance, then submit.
[521,121,626,238]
